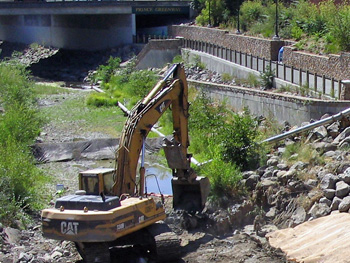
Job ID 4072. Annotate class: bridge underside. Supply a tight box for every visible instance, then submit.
[0,1,191,50]
[0,14,135,50]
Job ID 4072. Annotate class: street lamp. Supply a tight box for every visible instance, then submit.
[273,0,280,40]
[236,7,241,34]
[208,0,211,27]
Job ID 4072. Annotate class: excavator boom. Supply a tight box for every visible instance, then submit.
[114,63,209,210]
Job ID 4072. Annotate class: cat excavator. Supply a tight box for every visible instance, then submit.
[41,63,210,263]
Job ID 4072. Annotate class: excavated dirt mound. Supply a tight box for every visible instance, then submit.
[267,212,350,263]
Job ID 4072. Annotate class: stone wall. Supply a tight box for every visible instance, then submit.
[169,24,350,82]
[169,25,284,61]
[283,47,350,80]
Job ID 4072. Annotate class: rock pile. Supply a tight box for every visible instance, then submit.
[0,223,80,263]
[182,116,350,237]
[258,120,350,225]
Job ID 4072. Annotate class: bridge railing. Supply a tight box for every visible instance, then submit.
[183,38,342,100]
[133,34,171,44]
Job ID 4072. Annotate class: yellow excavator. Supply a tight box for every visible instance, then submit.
[41,63,210,263]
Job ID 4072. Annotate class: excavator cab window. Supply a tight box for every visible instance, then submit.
[103,172,114,195]
[79,168,116,196]
[81,174,99,195]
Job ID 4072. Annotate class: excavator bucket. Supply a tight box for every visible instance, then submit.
[171,176,210,212]
[163,142,210,212]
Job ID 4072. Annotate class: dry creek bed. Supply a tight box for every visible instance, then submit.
[0,83,287,263]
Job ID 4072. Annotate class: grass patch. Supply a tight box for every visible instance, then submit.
[40,91,126,137]
[282,141,325,167]
[34,83,75,96]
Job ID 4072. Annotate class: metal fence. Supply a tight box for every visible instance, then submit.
[133,34,170,44]
[183,38,342,99]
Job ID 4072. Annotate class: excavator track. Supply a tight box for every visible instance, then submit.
[147,222,181,262]
[75,242,110,263]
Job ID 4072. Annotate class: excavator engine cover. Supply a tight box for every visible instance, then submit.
[171,176,210,212]
[55,195,121,211]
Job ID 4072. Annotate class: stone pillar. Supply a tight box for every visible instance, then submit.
[340,80,350,100]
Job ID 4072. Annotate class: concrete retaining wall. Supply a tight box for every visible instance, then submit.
[183,48,299,90]
[183,49,349,125]
[190,80,350,126]
[136,38,182,69]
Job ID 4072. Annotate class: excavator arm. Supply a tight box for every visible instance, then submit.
[114,64,210,210]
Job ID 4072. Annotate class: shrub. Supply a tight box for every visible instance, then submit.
[218,108,261,170]
[260,65,275,89]
[291,25,304,40]
[240,0,264,31]
[90,56,121,84]
[199,145,244,201]
[127,70,158,98]
[246,73,260,88]
[87,67,158,108]
[173,55,184,64]
[189,90,263,172]
[0,63,49,226]
[221,72,233,82]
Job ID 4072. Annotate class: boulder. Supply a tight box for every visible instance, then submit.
[331,197,342,211]
[18,252,32,262]
[245,174,260,190]
[313,126,328,139]
[278,169,297,185]
[319,197,332,207]
[291,207,307,225]
[304,179,318,190]
[265,207,277,219]
[335,181,350,198]
[327,122,340,138]
[339,173,350,184]
[261,166,275,179]
[342,168,350,184]
[267,156,279,166]
[242,171,255,179]
[277,163,289,170]
[319,174,338,190]
[339,196,350,212]
[334,126,350,144]
[308,203,331,219]
[259,179,278,190]
[323,189,336,199]
[290,161,308,171]
[323,151,336,158]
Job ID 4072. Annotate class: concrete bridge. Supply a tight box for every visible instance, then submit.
[0,0,191,50]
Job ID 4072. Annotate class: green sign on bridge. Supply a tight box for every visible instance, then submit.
[132,6,189,15]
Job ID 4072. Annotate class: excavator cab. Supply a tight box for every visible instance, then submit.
[78,168,115,196]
